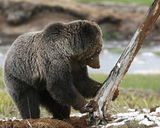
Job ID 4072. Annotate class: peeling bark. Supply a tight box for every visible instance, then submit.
[90,0,160,124]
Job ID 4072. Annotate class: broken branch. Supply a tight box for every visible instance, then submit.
[90,0,160,124]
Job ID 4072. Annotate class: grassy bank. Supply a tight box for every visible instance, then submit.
[74,0,153,6]
[90,73,160,90]
[0,68,160,118]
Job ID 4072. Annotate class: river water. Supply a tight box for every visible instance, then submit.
[0,39,160,74]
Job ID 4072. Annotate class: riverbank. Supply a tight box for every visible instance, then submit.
[0,0,160,45]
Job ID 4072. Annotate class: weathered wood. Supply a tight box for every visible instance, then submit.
[90,0,160,124]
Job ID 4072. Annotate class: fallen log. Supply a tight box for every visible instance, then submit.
[90,0,160,124]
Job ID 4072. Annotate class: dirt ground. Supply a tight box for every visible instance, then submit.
[0,114,114,128]
[1,107,160,128]
[0,115,88,128]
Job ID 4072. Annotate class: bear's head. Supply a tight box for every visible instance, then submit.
[69,20,103,69]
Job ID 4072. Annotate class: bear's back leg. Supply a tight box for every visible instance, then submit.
[39,90,71,120]
[5,75,40,119]
[17,89,40,119]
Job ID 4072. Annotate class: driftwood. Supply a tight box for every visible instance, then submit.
[90,0,160,124]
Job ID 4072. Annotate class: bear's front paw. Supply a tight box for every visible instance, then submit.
[112,88,119,101]
[80,100,99,113]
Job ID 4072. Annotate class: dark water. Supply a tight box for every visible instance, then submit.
[0,37,160,74]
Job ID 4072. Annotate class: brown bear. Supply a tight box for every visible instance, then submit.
[3,20,103,119]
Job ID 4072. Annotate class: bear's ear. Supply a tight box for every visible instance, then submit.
[82,22,92,33]
[81,22,96,38]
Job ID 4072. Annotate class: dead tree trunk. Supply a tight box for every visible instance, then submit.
[90,0,160,124]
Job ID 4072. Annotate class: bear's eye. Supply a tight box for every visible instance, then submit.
[94,48,101,56]
[86,54,91,59]
[96,49,101,54]
[90,57,94,60]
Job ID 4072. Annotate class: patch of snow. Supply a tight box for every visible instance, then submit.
[11,117,17,121]
[0,117,22,121]
[134,114,146,121]
[156,107,160,113]
[103,107,160,127]
[71,113,87,117]
[139,118,154,126]
[104,121,125,128]
[128,108,136,112]
[115,111,140,118]
[143,108,150,113]
[5,117,8,121]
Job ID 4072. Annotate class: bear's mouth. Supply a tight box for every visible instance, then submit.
[86,55,100,69]
[85,48,101,69]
